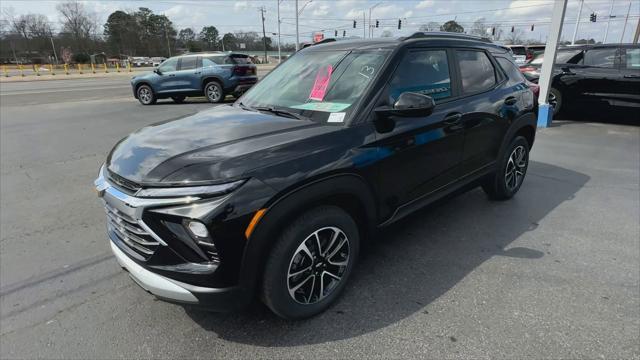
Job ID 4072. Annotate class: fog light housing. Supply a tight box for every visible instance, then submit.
[187,220,209,238]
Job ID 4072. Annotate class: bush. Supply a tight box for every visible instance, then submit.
[72,53,91,64]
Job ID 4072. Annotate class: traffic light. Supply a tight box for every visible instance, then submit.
[590,13,597,22]
[335,30,338,37]
[353,20,357,28]
[398,19,402,29]
[511,26,514,32]
[343,30,346,37]
[531,24,534,31]
[492,27,496,36]
[376,20,379,28]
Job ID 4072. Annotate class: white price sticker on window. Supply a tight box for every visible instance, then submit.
[327,112,345,123]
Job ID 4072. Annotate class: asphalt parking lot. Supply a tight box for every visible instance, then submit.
[1,77,638,359]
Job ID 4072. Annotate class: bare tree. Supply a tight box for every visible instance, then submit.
[470,18,487,37]
[56,1,97,51]
[506,28,524,45]
[419,21,440,32]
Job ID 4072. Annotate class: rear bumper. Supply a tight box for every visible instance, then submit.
[111,240,250,311]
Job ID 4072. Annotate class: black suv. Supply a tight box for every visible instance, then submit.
[95,33,536,319]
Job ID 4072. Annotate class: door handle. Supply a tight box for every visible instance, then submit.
[504,96,518,105]
[443,113,462,125]
[623,74,640,78]
[194,71,201,74]
[168,74,175,77]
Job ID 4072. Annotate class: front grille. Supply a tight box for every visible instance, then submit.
[107,171,141,194]
[105,202,160,260]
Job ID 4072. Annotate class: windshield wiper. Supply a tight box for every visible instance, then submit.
[237,102,256,112]
[254,106,307,120]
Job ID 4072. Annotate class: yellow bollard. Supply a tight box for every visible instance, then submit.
[91,63,96,74]
[127,62,132,72]
[64,63,69,75]
[49,64,55,75]
[116,63,120,72]
[78,63,83,74]
[3,65,8,77]
[104,63,108,73]
[34,64,40,76]
[19,64,24,77]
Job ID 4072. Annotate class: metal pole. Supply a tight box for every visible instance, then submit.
[620,1,632,42]
[604,0,615,43]
[277,0,281,63]
[50,35,59,64]
[369,8,372,38]
[538,0,569,128]
[634,16,640,43]
[260,7,268,63]
[295,0,299,51]
[571,0,584,45]
[363,11,366,38]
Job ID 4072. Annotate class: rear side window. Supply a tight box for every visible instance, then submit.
[229,55,252,64]
[496,57,525,84]
[511,47,526,55]
[625,48,640,69]
[388,50,452,102]
[584,48,617,68]
[457,50,496,94]
[179,56,197,70]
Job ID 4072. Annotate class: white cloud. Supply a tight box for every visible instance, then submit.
[404,10,413,18]
[415,0,434,10]
[312,5,330,16]
[234,1,248,12]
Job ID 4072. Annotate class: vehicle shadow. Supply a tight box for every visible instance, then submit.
[153,97,236,105]
[555,106,639,126]
[185,161,589,346]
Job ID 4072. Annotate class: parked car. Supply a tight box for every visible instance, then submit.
[519,44,640,115]
[507,44,545,65]
[96,32,537,319]
[151,57,166,67]
[131,53,258,104]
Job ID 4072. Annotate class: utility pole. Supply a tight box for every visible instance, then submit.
[50,34,59,64]
[277,0,281,63]
[368,2,382,38]
[363,11,366,38]
[164,24,172,57]
[604,0,615,43]
[620,0,632,42]
[634,16,640,43]
[259,6,268,63]
[571,0,584,45]
[295,0,299,51]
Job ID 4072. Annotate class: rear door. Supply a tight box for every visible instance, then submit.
[454,49,511,172]
[618,47,640,108]
[574,46,622,105]
[173,56,201,92]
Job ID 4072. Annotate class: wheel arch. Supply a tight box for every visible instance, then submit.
[500,112,537,159]
[201,76,224,91]
[238,173,378,295]
[134,81,153,98]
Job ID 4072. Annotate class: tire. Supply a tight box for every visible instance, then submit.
[204,81,224,103]
[549,87,562,116]
[136,84,156,105]
[262,205,360,320]
[171,95,186,104]
[482,136,530,200]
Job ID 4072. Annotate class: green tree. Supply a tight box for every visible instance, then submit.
[199,26,219,50]
[104,10,139,55]
[222,32,236,50]
[440,20,464,33]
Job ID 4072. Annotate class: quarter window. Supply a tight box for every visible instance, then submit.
[179,56,197,70]
[584,48,617,68]
[388,50,452,102]
[457,50,496,94]
[496,57,526,84]
[625,48,640,69]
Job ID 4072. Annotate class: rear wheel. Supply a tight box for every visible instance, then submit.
[549,87,562,115]
[171,95,186,103]
[204,81,224,103]
[482,136,530,200]
[137,85,156,105]
[262,206,359,320]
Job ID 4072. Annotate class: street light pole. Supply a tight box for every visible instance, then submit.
[368,2,382,38]
[277,0,281,63]
[295,0,299,51]
[571,0,584,45]
[603,0,615,43]
[620,0,632,42]
[363,11,366,38]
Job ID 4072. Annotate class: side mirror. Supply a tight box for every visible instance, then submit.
[154,68,162,75]
[392,92,436,117]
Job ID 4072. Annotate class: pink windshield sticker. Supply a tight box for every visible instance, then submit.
[309,65,333,101]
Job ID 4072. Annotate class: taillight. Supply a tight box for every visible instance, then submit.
[233,66,256,76]
[526,52,533,61]
[519,66,537,73]
[528,83,540,97]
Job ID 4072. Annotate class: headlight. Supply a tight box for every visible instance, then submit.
[135,180,245,198]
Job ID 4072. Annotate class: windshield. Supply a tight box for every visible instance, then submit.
[530,50,583,65]
[239,49,390,124]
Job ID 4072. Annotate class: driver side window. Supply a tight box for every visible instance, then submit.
[158,58,178,72]
[388,50,452,104]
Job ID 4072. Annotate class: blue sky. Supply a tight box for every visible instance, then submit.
[2,0,639,44]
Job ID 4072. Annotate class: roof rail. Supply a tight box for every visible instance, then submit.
[401,32,493,43]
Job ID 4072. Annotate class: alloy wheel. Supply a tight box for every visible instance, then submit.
[206,83,222,102]
[505,145,527,191]
[287,226,350,305]
[138,87,152,104]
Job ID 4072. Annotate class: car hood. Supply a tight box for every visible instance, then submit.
[107,105,337,184]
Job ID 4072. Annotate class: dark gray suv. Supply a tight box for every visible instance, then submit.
[131,53,258,105]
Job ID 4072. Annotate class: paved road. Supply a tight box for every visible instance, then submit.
[1,79,638,359]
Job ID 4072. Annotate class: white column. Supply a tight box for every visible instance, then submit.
[295,0,299,51]
[538,0,569,127]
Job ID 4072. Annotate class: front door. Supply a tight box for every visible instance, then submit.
[372,49,465,216]
[154,57,179,94]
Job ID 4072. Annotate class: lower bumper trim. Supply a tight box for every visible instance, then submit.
[111,241,199,303]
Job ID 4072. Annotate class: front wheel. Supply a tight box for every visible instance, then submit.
[262,206,359,320]
[204,81,224,103]
[482,136,530,200]
[136,85,156,105]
